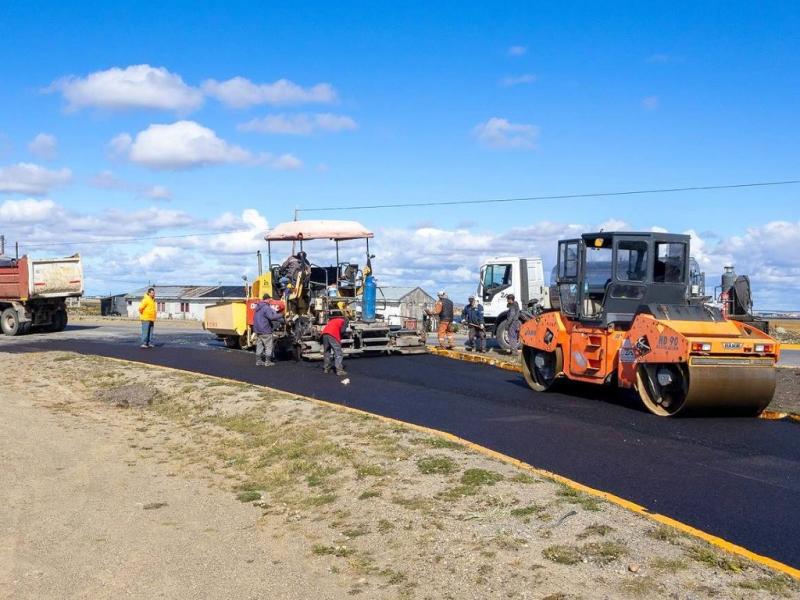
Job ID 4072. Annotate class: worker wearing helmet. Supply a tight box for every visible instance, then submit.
[462,295,486,353]
[321,316,348,376]
[425,291,455,349]
[506,294,521,355]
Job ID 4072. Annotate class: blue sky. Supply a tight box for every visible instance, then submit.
[0,2,798,306]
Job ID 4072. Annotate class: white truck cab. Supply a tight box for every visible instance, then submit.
[477,256,548,349]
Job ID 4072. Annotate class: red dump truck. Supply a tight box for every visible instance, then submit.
[0,254,84,335]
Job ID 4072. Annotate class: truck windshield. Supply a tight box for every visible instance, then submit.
[482,264,512,290]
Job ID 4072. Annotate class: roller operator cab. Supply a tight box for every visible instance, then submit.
[519,232,779,417]
[478,257,548,349]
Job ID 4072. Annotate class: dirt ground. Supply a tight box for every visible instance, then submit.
[1,352,798,600]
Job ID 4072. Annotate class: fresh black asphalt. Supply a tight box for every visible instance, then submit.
[6,333,800,569]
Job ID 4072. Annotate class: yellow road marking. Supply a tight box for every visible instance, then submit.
[66,352,800,579]
[781,343,800,351]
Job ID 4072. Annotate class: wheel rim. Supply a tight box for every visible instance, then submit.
[637,364,689,416]
[532,350,557,388]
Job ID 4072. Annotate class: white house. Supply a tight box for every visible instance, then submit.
[375,286,436,327]
[125,285,247,321]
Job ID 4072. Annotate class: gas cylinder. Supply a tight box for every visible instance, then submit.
[363,275,377,322]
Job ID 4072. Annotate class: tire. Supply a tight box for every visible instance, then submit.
[224,335,241,349]
[494,319,510,350]
[52,309,68,332]
[1,308,21,336]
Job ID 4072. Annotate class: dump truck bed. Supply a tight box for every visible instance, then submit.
[0,255,84,300]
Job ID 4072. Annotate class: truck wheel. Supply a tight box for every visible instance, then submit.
[52,309,68,332]
[495,320,511,351]
[224,335,241,349]
[1,308,20,336]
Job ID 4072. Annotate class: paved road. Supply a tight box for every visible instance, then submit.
[3,324,800,569]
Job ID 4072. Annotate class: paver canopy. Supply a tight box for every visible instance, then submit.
[265,220,374,241]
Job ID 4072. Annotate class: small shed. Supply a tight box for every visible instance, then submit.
[377,286,436,326]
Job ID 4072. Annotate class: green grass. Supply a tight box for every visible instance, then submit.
[577,524,614,539]
[542,541,627,566]
[510,504,545,518]
[355,463,386,478]
[377,519,395,533]
[650,557,688,573]
[542,545,582,565]
[358,490,380,500]
[416,455,459,475]
[236,490,261,502]
[647,524,682,544]
[685,545,747,573]
[555,486,602,511]
[302,493,337,507]
[420,437,463,450]
[311,544,355,557]
[509,473,539,484]
[460,468,503,486]
[619,576,660,598]
[343,525,370,538]
[738,574,798,597]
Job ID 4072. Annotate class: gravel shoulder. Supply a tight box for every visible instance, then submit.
[1,352,797,600]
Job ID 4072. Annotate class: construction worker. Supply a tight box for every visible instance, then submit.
[506,293,521,355]
[253,293,284,367]
[280,251,310,282]
[462,295,486,352]
[321,316,348,376]
[425,291,455,349]
[138,287,156,348]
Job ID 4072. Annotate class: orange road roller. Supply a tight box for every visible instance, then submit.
[520,232,779,416]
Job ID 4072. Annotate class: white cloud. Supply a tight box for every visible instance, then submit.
[0,162,72,195]
[473,117,540,150]
[27,133,57,160]
[89,170,172,200]
[138,246,182,268]
[239,113,358,135]
[111,121,253,170]
[642,96,659,111]
[202,77,337,108]
[0,198,58,223]
[507,45,527,57]
[271,154,303,170]
[48,64,203,113]
[499,74,537,87]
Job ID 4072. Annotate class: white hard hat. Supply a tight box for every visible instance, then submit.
[437,290,446,297]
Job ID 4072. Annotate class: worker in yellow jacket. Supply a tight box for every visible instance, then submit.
[138,287,157,348]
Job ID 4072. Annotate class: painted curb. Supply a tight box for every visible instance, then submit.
[428,346,800,423]
[59,350,800,580]
[781,343,800,351]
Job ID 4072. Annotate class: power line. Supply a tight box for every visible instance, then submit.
[298,179,800,213]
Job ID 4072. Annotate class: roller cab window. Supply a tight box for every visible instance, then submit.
[654,242,687,283]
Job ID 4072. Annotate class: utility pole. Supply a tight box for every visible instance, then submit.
[291,206,299,255]
[0,235,5,256]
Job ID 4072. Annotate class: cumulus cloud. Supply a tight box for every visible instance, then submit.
[202,77,337,108]
[47,64,203,113]
[0,162,72,195]
[239,113,358,135]
[0,198,58,223]
[507,45,527,57]
[473,117,540,149]
[111,121,253,170]
[89,170,172,200]
[27,133,57,160]
[138,246,182,268]
[642,96,659,111]
[499,74,537,87]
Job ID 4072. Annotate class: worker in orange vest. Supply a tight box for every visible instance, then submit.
[425,291,455,349]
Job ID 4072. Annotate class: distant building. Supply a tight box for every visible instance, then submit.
[125,285,247,321]
[375,286,436,326]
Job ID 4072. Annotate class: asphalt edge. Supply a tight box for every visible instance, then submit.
[75,351,800,581]
[427,345,800,423]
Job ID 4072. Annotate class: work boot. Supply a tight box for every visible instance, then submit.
[263,361,275,367]
[323,367,331,374]
[465,346,473,352]
[336,369,348,377]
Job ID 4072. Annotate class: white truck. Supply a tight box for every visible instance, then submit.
[477,256,549,350]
